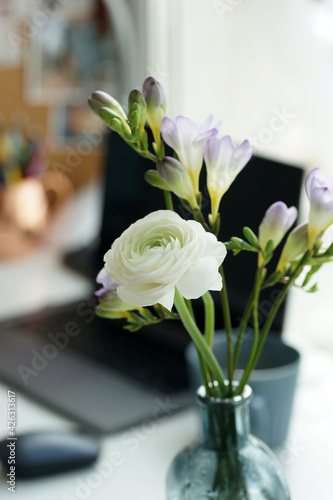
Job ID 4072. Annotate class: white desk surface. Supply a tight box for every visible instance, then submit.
[1,190,333,499]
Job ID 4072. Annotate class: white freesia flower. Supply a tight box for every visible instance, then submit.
[103,210,227,311]
[161,115,219,195]
[204,136,252,221]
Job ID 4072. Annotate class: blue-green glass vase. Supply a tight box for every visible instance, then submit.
[166,383,290,499]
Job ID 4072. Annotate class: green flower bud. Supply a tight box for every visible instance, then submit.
[89,90,128,122]
[144,170,172,191]
[277,223,308,271]
[99,108,131,137]
[128,89,147,137]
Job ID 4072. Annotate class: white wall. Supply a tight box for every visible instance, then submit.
[109,0,333,175]
[165,0,333,176]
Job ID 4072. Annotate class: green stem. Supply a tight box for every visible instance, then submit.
[184,298,211,396]
[235,267,263,392]
[202,292,215,348]
[236,252,311,395]
[219,265,233,396]
[252,268,263,342]
[140,149,158,162]
[163,190,174,211]
[202,292,217,395]
[236,284,288,395]
[184,298,195,321]
[174,288,226,396]
[233,290,254,370]
[125,139,158,163]
[192,208,212,233]
[196,346,212,397]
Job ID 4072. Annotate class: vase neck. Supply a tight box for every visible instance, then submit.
[197,384,252,451]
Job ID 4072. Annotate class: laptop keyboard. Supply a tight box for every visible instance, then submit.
[2,298,191,394]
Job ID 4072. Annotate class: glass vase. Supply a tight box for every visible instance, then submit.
[166,383,290,499]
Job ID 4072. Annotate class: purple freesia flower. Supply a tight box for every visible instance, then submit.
[258,202,298,266]
[305,168,333,247]
[204,136,252,221]
[161,115,220,195]
[95,267,118,297]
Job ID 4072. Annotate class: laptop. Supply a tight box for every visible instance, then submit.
[0,131,304,434]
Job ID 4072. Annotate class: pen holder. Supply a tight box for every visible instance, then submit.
[0,172,73,259]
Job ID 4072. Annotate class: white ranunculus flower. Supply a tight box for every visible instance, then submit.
[103,210,227,311]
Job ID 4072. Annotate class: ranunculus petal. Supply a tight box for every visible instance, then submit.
[156,288,175,311]
[103,210,227,310]
[177,257,223,299]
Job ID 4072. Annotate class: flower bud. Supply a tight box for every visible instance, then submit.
[142,77,167,144]
[96,290,142,319]
[305,168,333,247]
[99,108,131,137]
[128,89,147,113]
[128,89,147,135]
[157,157,199,208]
[277,223,308,271]
[89,90,128,122]
[144,170,172,191]
[258,202,297,266]
[95,267,117,297]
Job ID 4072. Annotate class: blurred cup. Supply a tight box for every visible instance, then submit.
[0,172,73,259]
[185,332,300,449]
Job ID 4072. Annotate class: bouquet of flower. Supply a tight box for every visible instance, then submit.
[88,77,333,399]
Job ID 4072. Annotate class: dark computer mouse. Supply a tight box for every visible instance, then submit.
[0,431,100,478]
